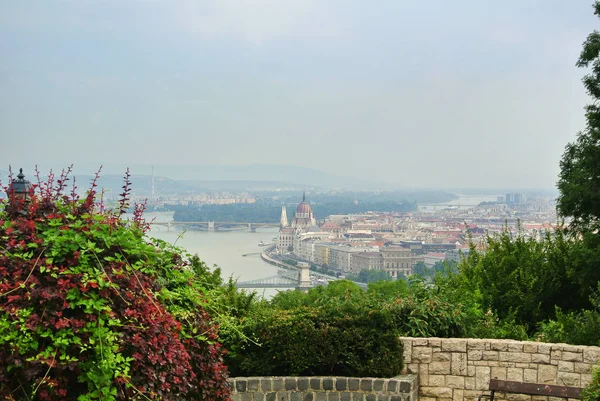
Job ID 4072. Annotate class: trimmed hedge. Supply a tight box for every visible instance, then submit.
[228,301,404,377]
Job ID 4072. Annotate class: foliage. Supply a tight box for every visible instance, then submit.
[171,200,415,223]
[422,262,527,340]
[173,203,283,224]
[413,260,455,278]
[359,269,392,283]
[549,0,600,348]
[309,263,338,276]
[346,268,391,283]
[0,168,229,401]
[231,281,404,377]
[536,309,600,346]
[366,278,409,300]
[557,1,600,233]
[397,276,470,338]
[413,261,428,277]
[226,278,489,377]
[536,287,600,346]
[457,228,587,332]
[582,363,600,401]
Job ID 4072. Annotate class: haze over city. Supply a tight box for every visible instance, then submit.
[1,1,597,188]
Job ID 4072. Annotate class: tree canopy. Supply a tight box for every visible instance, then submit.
[557,1,600,232]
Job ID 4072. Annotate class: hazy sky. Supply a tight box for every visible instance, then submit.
[1,1,597,188]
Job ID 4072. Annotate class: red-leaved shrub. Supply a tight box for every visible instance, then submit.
[0,167,230,400]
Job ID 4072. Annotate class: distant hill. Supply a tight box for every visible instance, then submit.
[4,164,393,190]
[180,180,310,191]
[0,169,195,197]
[88,174,196,197]
[102,164,391,190]
[1,164,558,195]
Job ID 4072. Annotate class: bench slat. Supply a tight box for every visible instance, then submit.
[490,379,583,399]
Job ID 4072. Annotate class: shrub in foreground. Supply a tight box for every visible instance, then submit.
[230,301,404,377]
[582,362,600,401]
[226,279,482,377]
[0,169,229,400]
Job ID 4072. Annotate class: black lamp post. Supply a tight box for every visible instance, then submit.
[10,168,33,200]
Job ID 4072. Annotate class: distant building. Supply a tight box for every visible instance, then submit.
[351,247,423,279]
[424,252,446,267]
[422,243,457,253]
[343,232,376,242]
[297,234,329,262]
[328,245,378,272]
[277,192,318,254]
[320,221,343,238]
[505,193,526,204]
[277,227,294,253]
[445,248,470,263]
[313,243,331,266]
[280,205,289,228]
[291,192,316,231]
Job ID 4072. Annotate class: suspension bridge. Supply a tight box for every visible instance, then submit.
[149,221,279,232]
[235,268,367,290]
[236,276,298,288]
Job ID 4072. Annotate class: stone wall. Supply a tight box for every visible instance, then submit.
[228,375,418,401]
[400,337,600,401]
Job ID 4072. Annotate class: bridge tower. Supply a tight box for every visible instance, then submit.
[247,223,256,232]
[296,262,311,292]
[208,221,215,232]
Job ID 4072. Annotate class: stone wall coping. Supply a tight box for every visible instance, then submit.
[400,337,600,353]
[228,375,418,394]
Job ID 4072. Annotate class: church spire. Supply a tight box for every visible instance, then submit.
[303,191,306,202]
[280,205,289,228]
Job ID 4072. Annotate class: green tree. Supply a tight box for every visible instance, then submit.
[358,269,391,283]
[270,289,309,310]
[367,279,409,300]
[413,261,429,276]
[558,1,600,232]
[458,229,584,332]
[582,363,600,401]
[556,1,600,308]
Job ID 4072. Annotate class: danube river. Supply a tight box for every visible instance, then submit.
[146,212,280,290]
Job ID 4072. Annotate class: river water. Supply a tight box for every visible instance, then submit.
[146,212,281,295]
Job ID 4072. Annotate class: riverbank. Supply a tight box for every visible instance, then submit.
[260,246,298,271]
[262,247,369,290]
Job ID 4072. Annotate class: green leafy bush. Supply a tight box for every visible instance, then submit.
[582,363,600,401]
[231,301,404,377]
[0,169,229,400]
[225,279,484,377]
[453,227,593,335]
[536,303,600,346]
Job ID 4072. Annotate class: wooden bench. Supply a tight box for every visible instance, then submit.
[478,379,583,401]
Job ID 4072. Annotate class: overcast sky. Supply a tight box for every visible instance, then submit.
[0,1,597,188]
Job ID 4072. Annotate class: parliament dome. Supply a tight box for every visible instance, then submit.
[296,201,312,215]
